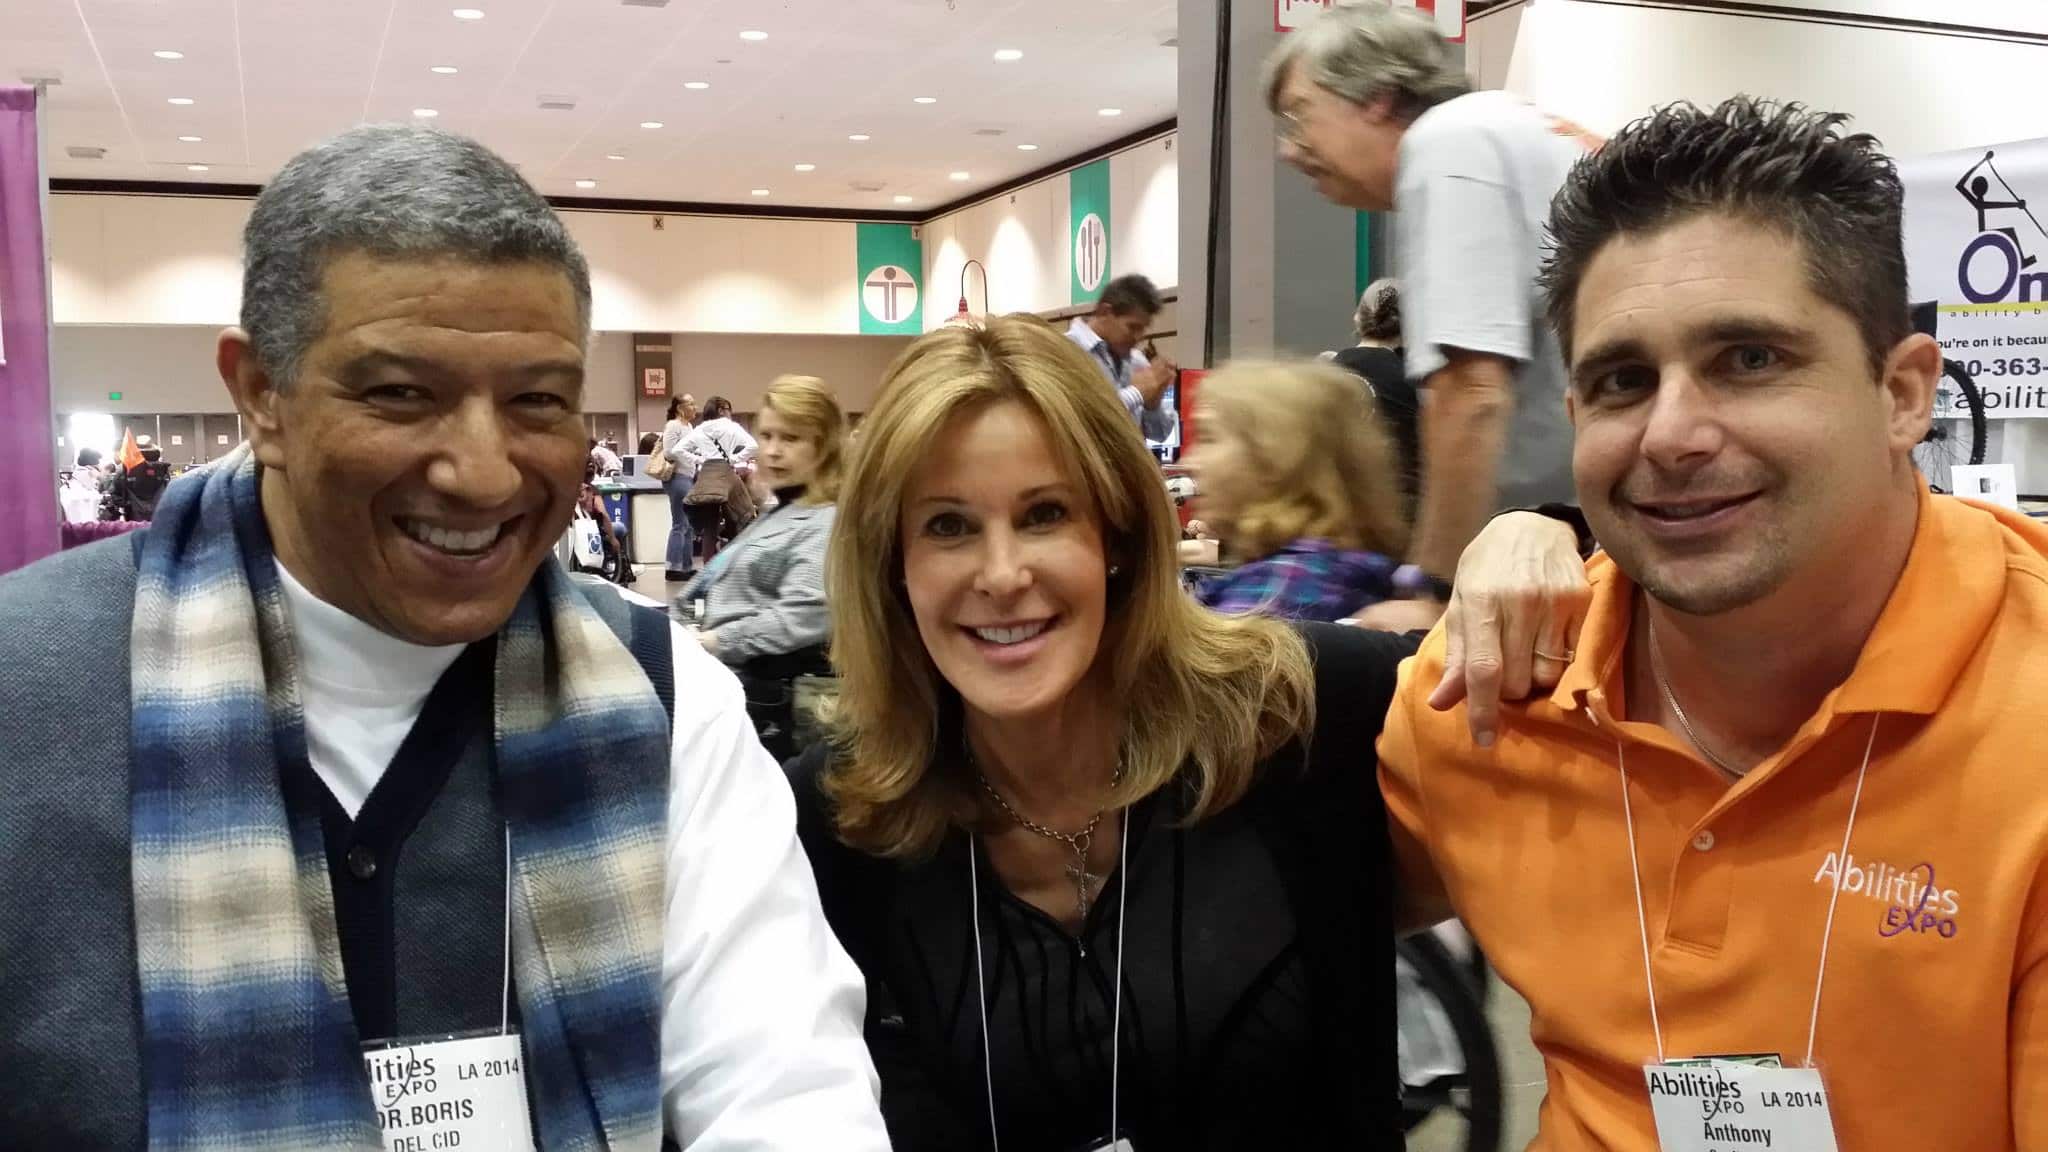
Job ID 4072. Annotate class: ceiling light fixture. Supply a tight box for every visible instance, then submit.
[751,188,771,196]
[1016,143,1038,151]
[739,29,768,41]
[893,194,913,204]
[640,120,664,129]
[187,164,209,172]
[683,81,709,90]
[167,96,194,105]
[431,65,459,74]
[412,108,439,118]
[950,259,989,328]
[949,171,969,181]
[575,179,597,189]
[993,48,1023,61]
[452,8,486,19]
[178,135,202,142]
[606,153,626,160]
[154,50,184,60]
[913,96,937,104]
[1098,107,1122,117]
[793,163,815,172]
[847,133,870,142]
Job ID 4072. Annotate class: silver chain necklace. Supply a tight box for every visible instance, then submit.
[1646,618,1749,779]
[972,743,1127,921]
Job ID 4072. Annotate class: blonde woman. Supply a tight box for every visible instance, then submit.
[791,316,1418,1150]
[1183,359,1409,622]
[678,378,844,763]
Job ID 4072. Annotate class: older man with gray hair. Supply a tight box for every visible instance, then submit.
[1267,1,1589,631]
[0,125,887,1150]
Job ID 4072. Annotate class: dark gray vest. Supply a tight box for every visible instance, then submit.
[0,541,665,1149]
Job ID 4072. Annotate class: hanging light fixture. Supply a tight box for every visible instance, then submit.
[947,259,990,328]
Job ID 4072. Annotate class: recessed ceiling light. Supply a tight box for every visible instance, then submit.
[640,120,664,129]
[751,188,771,196]
[949,171,970,181]
[893,195,914,204]
[739,29,768,41]
[187,164,209,172]
[793,163,815,172]
[177,135,203,143]
[1017,143,1038,151]
[993,48,1023,62]
[452,8,486,19]
[154,50,184,60]
[575,179,597,189]
[412,108,439,118]
[913,96,937,105]
[847,133,870,142]
[1098,107,1123,117]
[431,65,459,74]
[683,81,709,90]
[167,97,194,106]
[606,153,626,160]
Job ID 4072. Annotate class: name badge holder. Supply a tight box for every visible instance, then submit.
[1619,717,1881,1152]
[361,828,537,1152]
[971,810,1135,1152]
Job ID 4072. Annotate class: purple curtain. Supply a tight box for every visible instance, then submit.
[0,87,57,576]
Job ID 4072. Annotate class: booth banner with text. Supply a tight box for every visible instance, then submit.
[1903,137,2048,418]
[632,333,673,399]
[857,223,922,335]
[1070,159,1112,307]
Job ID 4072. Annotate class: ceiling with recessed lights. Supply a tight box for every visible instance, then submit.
[5,0,1178,212]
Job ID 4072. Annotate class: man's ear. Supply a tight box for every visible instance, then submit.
[218,328,289,470]
[1881,331,1942,456]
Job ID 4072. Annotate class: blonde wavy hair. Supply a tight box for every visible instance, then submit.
[1198,360,1409,562]
[759,374,845,505]
[822,317,1316,859]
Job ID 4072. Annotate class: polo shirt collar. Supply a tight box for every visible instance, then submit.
[1550,487,2005,720]
[1066,316,1105,354]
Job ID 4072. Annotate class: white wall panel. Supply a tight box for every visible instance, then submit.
[1111,136,1179,292]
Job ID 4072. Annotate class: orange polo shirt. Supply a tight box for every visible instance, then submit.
[1379,490,2048,1151]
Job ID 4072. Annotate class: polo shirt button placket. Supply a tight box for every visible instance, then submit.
[1692,829,1716,852]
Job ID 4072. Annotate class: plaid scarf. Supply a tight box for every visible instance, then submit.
[130,445,669,1152]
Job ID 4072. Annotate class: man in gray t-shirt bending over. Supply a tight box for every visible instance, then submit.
[1266,2,1590,622]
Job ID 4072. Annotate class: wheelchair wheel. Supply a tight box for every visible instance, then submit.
[1399,933,1504,1152]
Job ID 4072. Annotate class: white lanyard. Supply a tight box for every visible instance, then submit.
[1615,714,1880,1067]
[499,824,514,1034]
[970,808,1129,1152]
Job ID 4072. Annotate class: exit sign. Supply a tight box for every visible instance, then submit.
[109,391,123,401]
[1276,0,1463,40]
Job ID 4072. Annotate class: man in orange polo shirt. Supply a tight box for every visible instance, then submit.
[1380,96,2048,1150]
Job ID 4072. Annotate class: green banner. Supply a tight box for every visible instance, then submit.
[1069,159,1112,306]
[1355,211,1374,300]
[857,223,923,335]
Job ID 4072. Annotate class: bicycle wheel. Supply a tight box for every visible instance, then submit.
[1914,360,1988,494]
[1398,934,1504,1152]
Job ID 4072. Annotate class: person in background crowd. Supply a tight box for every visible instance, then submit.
[791,315,1416,1150]
[1382,98,2048,1149]
[1267,1,1585,630]
[1064,273,1179,443]
[118,436,171,522]
[61,448,109,525]
[589,435,623,477]
[1332,278,1421,519]
[0,123,886,1150]
[580,458,630,583]
[1183,360,1407,621]
[659,392,701,582]
[681,375,844,758]
[639,430,661,457]
[72,447,106,487]
[680,394,758,471]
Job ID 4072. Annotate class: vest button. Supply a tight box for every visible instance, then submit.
[347,845,379,880]
[1691,830,1717,853]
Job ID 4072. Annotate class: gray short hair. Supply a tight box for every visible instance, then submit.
[240,124,591,389]
[1354,278,1402,342]
[1263,1,1470,119]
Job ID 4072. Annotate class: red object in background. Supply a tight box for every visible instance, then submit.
[1175,368,1205,454]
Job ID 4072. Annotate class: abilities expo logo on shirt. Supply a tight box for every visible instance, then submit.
[1811,851,1963,940]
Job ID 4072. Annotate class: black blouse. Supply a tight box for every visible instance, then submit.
[790,624,1420,1151]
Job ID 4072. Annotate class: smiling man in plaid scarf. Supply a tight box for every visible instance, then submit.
[0,125,886,1151]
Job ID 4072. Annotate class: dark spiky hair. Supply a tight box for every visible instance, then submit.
[1540,97,1908,373]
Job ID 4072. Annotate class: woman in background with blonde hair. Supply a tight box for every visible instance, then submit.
[790,315,1416,1149]
[1183,359,1408,622]
[678,375,844,753]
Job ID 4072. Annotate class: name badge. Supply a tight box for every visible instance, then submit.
[364,1032,536,1152]
[1645,1062,1838,1152]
